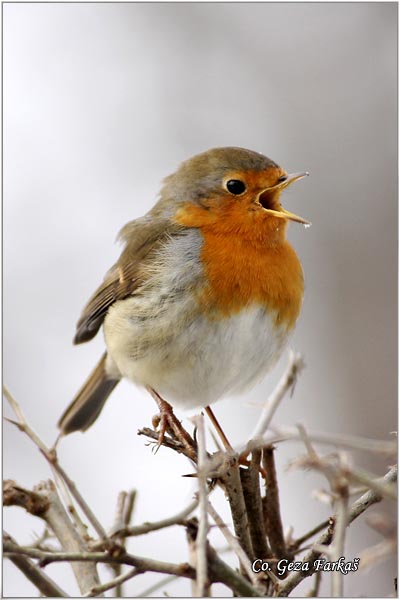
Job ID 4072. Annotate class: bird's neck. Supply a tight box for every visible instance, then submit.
[174,201,288,246]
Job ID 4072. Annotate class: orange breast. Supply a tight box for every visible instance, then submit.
[175,202,304,330]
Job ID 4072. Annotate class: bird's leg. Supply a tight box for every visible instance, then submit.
[205,406,233,451]
[146,387,196,455]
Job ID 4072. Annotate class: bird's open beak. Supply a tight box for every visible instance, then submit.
[258,172,310,225]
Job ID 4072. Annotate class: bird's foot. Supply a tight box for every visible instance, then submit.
[146,387,197,459]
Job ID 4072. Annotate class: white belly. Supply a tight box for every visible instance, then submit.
[103,229,291,409]
[104,300,290,410]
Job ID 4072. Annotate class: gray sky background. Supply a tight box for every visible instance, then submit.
[4,3,397,597]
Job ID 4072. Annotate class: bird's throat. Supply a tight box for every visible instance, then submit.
[196,230,304,330]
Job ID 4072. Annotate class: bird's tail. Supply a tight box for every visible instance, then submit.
[58,352,119,435]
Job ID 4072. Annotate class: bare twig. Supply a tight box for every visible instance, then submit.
[186,518,200,596]
[122,490,136,528]
[3,539,197,577]
[251,350,305,439]
[192,414,210,597]
[111,491,129,535]
[277,465,397,596]
[111,498,198,538]
[330,484,349,597]
[53,475,92,541]
[3,537,263,596]
[297,423,319,459]
[290,519,330,552]
[51,462,107,540]
[295,427,350,596]
[135,574,178,597]
[3,386,106,539]
[206,545,264,597]
[3,532,68,597]
[263,426,396,456]
[108,490,137,596]
[186,517,266,597]
[346,467,397,501]
[205,405,232,450]
[289,444,396,503]
[84,567,140,597]
[5,369,397,600]
[349,465,397,520]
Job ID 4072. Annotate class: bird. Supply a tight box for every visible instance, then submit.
[58,146,309,441]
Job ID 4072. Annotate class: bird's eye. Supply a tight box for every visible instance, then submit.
[225,179,246,195]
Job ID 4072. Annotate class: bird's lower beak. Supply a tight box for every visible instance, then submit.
[272,206,311,225]
[258,171,310,225]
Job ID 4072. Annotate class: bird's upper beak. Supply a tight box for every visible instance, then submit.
[258,171,310,225]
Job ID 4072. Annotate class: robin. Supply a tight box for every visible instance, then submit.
[58,147,309,441]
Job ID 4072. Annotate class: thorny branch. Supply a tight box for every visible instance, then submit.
[240,448,271,561]
[3,535,264,597]
[3,353,397,597]
[262,446,288,560]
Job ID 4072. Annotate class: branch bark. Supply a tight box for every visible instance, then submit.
[262,446,288,560]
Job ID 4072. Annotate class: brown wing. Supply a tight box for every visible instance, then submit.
[73,261,137,343]
[73,217,184,344]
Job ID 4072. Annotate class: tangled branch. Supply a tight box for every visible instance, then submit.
[3,353,397,597]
